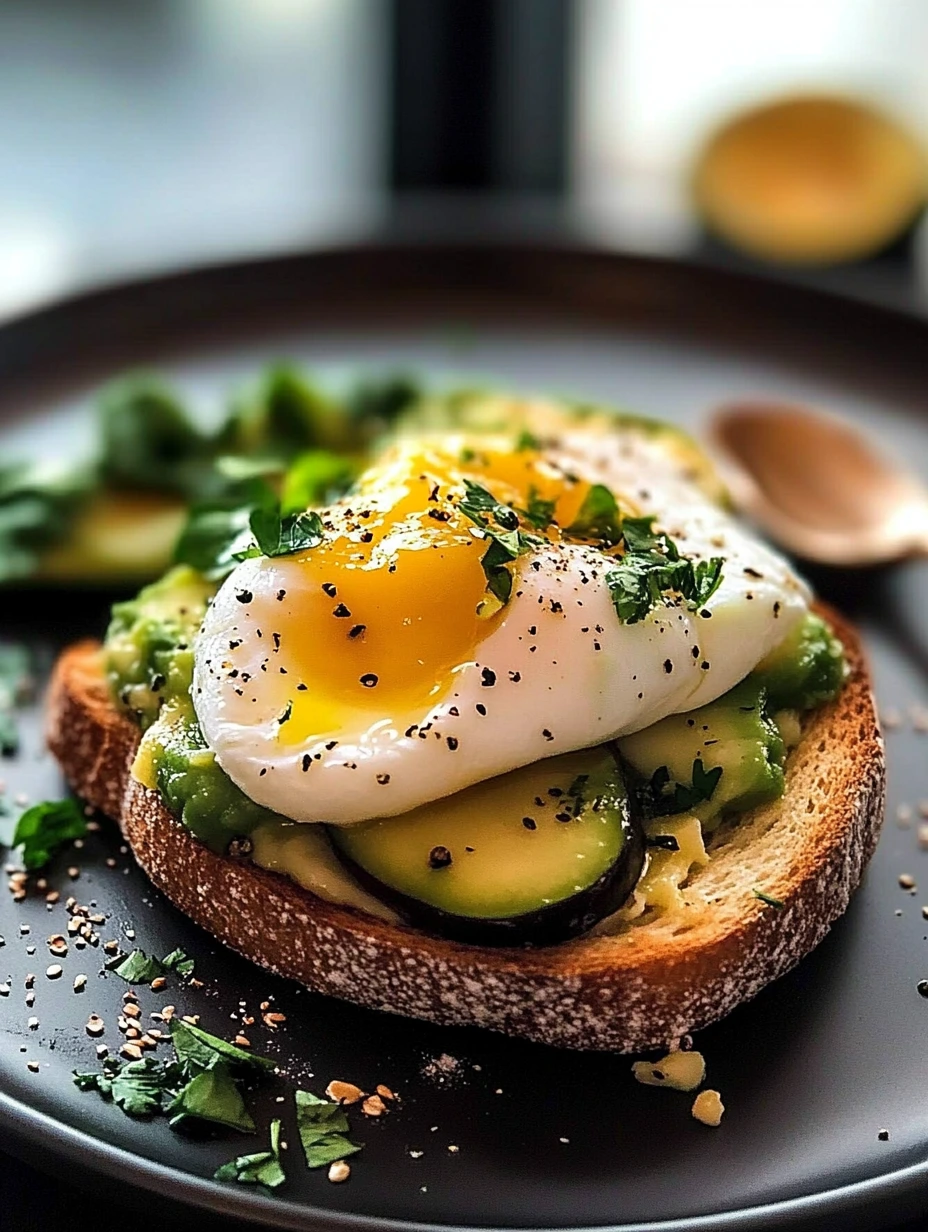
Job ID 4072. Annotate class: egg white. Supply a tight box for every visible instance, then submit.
[192,428,809,824]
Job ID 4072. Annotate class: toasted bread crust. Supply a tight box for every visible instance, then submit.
[47,607,884,1051]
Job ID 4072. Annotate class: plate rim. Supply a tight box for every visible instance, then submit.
[1,237,926,1232]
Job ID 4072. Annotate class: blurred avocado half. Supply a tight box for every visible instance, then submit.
[692,94,928,265]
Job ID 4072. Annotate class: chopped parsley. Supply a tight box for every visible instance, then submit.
[112,947,195,984]
[162,948,196,978]
[170,1019,276,1075]
[605,515,724,625]
[167,1062,255,1133]
[214,1118,286,1190]
[75,1017,276,1135]
[641,758,723,818]
[12,798,87,871]
[74,1056,182,1118]
[238,506,325,560]
[567,483,623,545]
[295,1090,364,1169]
[176,483,326,578]
[112,950,166,984]
[459,479,543,607]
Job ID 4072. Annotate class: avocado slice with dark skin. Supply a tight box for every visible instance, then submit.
[327,747,645,948]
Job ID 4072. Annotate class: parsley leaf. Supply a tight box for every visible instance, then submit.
[74,1056,181,1118]
[567,483,623,545]
[170,1019,276,1074]
[112,947,195,984]
[295,1090,363,1169]
[604,515,724,625]
[459,479,518,530]
[241,506,325,560]
[162,948,195,978]
[12,799,87,871]
[167,1062,255,1133]
[112,950,165,984]
[215,1118,286,1190]
[458,480,541,608]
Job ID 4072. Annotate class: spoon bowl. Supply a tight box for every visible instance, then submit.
[708,401,928,566]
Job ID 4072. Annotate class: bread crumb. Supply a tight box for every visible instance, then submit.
[692,1089,724,1126]
[632,1050,706,1091]
[328,1160,351,1183]
[899,874,916,890]
[362,1094,387,1117]
[420,1053,463,1085]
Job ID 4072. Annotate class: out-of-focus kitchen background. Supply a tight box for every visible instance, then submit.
[3,0,928,321]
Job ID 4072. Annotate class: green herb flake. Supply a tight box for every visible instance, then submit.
[295,1090,363,1169]
[112,947,194,984]
[244,506,325,559]
[605,515,724,625]
[170,1019,276,1074]
[644,758,723,817]
[161,948,195,978]
[566,483,623,545]
[12,799,87,871]
[112,949,165,985]
[753,888,785,910]
[74,1056,180,1118]
[214,1117,286,1190]
[458,480,542,608]
[167,1062,255,1133]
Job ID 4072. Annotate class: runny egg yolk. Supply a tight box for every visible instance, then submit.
[275,442,593,743]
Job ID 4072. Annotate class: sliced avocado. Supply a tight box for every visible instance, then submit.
[328,748,645,947]
[617,679,785,827]
[105,565,216,728]
[751,613,848,711]
[35,489,186,585]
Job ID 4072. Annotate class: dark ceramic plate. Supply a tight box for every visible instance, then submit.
[1,246,927,1232]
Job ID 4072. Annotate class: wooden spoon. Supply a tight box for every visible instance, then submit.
[708,401,928,565]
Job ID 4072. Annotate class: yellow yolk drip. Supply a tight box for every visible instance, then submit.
[274,442,596,744]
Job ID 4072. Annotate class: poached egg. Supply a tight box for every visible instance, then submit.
[192,406,809,824]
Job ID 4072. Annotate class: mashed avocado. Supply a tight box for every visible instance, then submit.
[110,567,291,851]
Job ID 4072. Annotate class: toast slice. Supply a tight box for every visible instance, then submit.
[47,606,884,1052]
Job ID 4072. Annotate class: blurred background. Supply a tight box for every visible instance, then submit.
[3,0,928,320]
